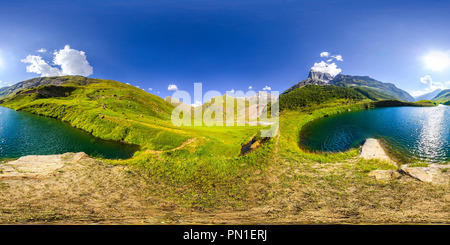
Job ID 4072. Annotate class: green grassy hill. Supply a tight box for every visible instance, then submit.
[282,71,415,102]
[432,89,450,104]
[350,86,399,101]
[1,75,445,220]
[166,92,277,123]
[330,74,415,102]
[278,84,369,110]
[0,76,269,207]
[0,76,194,151]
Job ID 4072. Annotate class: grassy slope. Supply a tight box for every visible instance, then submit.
[0,76,269,207]
[0,78,193,151]
[432,89,450,104]
[330,74,415,102]
[1,77,446,219]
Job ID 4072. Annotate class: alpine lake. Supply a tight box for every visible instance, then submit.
[300,105,450,163]
[0,106,138,161]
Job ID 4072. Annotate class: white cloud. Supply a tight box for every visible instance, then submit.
[332,54,343,61]
[410,75,448,98]
[36,48,47,53]
[320,52,330,57]
[148,88,153,91]
[319,52,343,61]
[21,45,93,77]
[0,80,12,88]
[168,84,178,91]
[248,86,253,90]
[420,75,446,91]
[53,45,93,76]
[229,89,235,93]
[21,55,62,76]
[311,61,342,77]
[262,86,271,91]
[420,75,433,84]
[191,100,202,107]
[311,52,343,77]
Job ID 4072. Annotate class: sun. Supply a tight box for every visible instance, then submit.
[424,51,450,71]
[0,51,4,69]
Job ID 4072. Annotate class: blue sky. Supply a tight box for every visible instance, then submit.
[1,0,450,99]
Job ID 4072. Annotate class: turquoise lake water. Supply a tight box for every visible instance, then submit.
[0,106,139,160]
[299,105,450,163]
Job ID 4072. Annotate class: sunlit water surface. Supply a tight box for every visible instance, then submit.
[0,106,138,160]
[300,105,450,163]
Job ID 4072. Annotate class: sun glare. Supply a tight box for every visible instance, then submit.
[0,52,4,69]
[424,51,450,71]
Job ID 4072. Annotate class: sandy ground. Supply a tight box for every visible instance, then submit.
[0,152,449,224]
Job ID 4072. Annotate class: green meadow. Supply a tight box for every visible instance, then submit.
[1,77,447,220]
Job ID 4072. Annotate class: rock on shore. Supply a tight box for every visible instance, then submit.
[0,152,90,179]
[360,138,393,163]
[399,164,449,185]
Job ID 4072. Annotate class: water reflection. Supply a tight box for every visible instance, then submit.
[416,105,447,162]
[0,106,139,160]
[300,105,450,163]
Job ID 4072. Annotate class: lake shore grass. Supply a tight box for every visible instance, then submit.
[0,80,448,224]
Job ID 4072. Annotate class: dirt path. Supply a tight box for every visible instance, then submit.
[274,130,281,154]
[360,138,393,163]
[146,137,197,154]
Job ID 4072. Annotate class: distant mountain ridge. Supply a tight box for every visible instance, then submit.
[432,89,450,103]
[330,74,415,102]
[413,89,442,101]
[282,70,415,102]
[165,91,278,121]
[0,76,90,99]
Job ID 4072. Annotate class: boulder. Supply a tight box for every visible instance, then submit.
[72,152,90,163]
[399,164,450,185]
[250,141,261,150]
[368,170,400,181]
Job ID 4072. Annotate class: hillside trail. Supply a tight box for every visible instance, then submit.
[145,138,197,160]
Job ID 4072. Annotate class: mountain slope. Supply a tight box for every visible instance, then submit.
[281,70,333,95]
[329,74,415,102]
[0,76,193,150]
[0,76,91,99]
[283,70,414,102]
[414,89,442,101]
[432,89,450,103]
[166,91,278,123]
[279,84,367,110]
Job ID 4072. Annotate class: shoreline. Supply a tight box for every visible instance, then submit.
[360,138,395,163]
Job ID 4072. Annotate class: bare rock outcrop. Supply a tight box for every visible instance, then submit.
[0,152,90,179]
[360,138,394,163]
[368,164,449,185]
[368,170,401,181]
[399,164,449,185]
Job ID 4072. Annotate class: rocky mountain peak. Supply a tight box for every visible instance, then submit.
[307,70,333,83]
